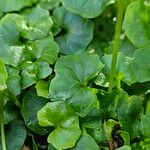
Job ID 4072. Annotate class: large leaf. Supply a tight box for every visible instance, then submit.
[123,1,150,48]
[60,0,114,18]
[0,120,27,150]
[131,46,150,83]
[53,7,94,54]
[0,0,37,12]
[21,89,50,135]
[74,133,99,150]
[0,14,24,67]
[21,6,53,40]
[49,52,104,116]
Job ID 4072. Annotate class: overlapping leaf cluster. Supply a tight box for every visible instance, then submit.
[0,0,150,150]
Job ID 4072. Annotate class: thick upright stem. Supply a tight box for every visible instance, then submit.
[0,91,6,150]
[108,0,125,93]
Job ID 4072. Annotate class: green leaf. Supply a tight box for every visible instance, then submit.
[0,59,8,90]
[117,130,130,145]
[38,101,76,127]
[4,100,19,124]
[60,0,114,18]
[21,89,50,135]
[48,127,81,150]
[36,80,49,99]
[117,96,143,137]
[38,101,81,149]
[39,0,60,10]
[53,7,94,54]
[0,14,24,67]
[141,112,150,138]
[0,0,37,12]
[27,38,59,65]
[81,108,103,129]
[6,67,21,96]
[102,52,137,85]
[116,145,131,150]
[0,120,27,150]
[50,52,104,116]
[21,6,53,40]
[131,46,150,83]
[74,133,99,150]
[123,1,150,48]
[21,61,52,89]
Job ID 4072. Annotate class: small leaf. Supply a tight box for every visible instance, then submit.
[35,80,49,98]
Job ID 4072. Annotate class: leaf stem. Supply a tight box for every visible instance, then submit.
[0,91,6,150]
[108,0,125,93]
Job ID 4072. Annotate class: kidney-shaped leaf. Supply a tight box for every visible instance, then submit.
[53,7,94,54]
[0,0,37,12]
[141,112,150,138]
[131,46,150,83]
[0,59,8,89]
[48,127,81,150]
[60,0,114,18]
[21,6,53,40]
[0,14,24,67]
[75,133,99,150]
[38,101,81,149]
[50,52,104,116]
[123,1,150,48]
[37,101,76,127]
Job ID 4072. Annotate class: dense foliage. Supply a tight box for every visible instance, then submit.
[0,0,150,150]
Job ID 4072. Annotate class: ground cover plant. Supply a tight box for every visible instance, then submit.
[0,0,150,149]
